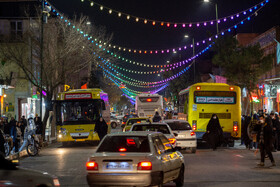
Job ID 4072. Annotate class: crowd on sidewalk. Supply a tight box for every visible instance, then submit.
[0,114,43,157]
[241,111,279,166]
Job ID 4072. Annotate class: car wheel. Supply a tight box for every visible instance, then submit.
[190,147,196,153]
[174,165,184,187]
[111,122,117,129]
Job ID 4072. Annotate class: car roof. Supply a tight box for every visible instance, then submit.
[127,118,150,120]
[132,122,168,126]
[108,131,161,136]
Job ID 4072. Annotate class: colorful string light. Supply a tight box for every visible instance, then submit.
[82,0,268,29]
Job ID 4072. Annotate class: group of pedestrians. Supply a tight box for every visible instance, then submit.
[0,114,43,156]
[241,111,279,167]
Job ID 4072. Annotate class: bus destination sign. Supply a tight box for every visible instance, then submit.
[196,96,234,104]
[65,93,92,100]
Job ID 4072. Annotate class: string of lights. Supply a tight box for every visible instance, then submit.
[81,0,268,29]
[46,0,269,69]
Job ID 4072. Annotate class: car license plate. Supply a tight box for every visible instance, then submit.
[178,135,185,138]
[106,162,131,170]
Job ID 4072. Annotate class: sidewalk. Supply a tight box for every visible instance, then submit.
[6,136,57,160]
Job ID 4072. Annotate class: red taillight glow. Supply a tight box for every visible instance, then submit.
[86,161,98,170]
[230,87,234,91]
[137,161,152,170]
[137,121,141,123]
[169,138,176,144]
[126,139,136,145]
[122,122,126,125]
[196,86,201,90]
[192,125,197,131]
[147,98,152,102]
[233,125,238,132]
[119,148,127,152]
[190,131,195,136]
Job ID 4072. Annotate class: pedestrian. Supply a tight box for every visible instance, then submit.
[270,112,279,152]
[0,128,5,156]
[276,112,280,151]
[248,115,258,150]
[152,111,162,122]
[254,115,275,167]
[34,114,43,135]
[10,118,21,153]
[205,114,224,150]
[94,117,108,141]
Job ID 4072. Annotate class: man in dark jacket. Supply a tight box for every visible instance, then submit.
[94,117,108,141]
[270,112,280,152]
[34,114,43,135]
[255,115,275,167]
[152,111,162,122]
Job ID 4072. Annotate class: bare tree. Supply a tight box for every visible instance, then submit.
[0,14,113,138]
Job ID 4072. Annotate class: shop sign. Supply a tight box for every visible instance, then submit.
[264,84,278,98]
[196,96,234,104]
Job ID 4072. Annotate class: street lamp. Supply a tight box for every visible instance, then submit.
[184,35,196,82]
[204,0,219,34]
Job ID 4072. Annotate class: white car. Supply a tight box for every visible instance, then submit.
[130,123,177,147]
[0,155,60,186]
[163,119,197,153]
[86,131,185,187]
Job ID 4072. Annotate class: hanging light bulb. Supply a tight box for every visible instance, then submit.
[127,15,130,20]
[118,12,121,17]
[144,19,147,24]
[109,9,112,14]
[90,2,94,6]
[135,17,139,22]
[152,21,156,25]
[100,6,103,10]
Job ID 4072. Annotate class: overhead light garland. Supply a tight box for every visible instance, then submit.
[46,0,269,69]
[81,0,268,29]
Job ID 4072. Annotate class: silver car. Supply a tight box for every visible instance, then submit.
[0,156,60,187]
[130,123,177,147]
[86,131,185,187]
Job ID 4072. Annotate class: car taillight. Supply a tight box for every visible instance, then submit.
[86,161,98,170]
[137,161,152,170]
[122,122,126,125]
[119,147,127,152]
[169,138,176,145]
[192,120,197,131]
[233,121,238,132]
[190,131,195,136]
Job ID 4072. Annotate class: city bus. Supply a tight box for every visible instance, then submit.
[55,88,110,145]
[178,83,241,147]
[135,93,163,118]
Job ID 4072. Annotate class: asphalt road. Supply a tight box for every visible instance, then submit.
[19,128,280,187]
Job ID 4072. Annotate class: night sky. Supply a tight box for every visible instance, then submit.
[47,0,280,90]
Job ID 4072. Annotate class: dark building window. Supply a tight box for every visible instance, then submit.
[10,21,23,40]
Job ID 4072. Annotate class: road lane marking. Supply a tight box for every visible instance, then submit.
[236,154,244,158]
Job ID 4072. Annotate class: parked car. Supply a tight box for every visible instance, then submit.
[86,131,185,187]
[110,116,120,129]
[163,119,197,153]
[130,122,177,147]
[0,155,60,186]
[122,117,151,132]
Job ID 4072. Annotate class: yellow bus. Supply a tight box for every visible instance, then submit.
[178,83,241,147]
[55,88,110,145]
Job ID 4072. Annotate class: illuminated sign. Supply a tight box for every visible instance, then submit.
[196,96,234,104]
[65,93,92,100]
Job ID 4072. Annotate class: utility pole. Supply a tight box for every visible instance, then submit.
[40,0,44,118]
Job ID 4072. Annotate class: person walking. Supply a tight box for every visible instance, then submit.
[10,118,21,153]
[0,128,5,156]
[205,114,224,150]
[152,111,162,122]
[94,117,108,141]
[34,114,43,135]
[254,115,275,167]
[270,112,279,152]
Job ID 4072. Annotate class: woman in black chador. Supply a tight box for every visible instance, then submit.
[94,117,108,141]
[206,114,224,150]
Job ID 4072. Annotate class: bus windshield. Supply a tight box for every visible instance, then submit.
[56,100,102,125]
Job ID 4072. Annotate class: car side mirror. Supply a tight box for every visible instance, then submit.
[174,133,178,137]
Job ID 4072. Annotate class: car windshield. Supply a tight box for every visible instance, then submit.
[131,125,171,134]
[97,136,150,153]
[166,121,192,130]
[127,119,149,126]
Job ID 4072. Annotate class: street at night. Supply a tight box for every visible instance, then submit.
[19,141,280,187]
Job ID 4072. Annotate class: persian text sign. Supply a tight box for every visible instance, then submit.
[65,93,92,100]
[196,96,234,104]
